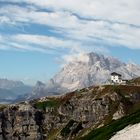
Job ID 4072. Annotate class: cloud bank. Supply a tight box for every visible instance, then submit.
[0,0,140,56]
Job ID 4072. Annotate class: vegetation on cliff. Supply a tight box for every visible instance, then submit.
[79,109,140,140]
[1,84,140,140]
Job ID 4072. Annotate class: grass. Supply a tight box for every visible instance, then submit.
[128,77,140,85]
[47,128,60,140]
[0,104,7,111]
[34,99,59,111]
[61,119,77,137]
[78,109,140,140]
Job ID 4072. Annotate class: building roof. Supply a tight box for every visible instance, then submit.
[111,72,122,76]
[122,79,128,82]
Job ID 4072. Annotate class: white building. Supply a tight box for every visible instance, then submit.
[111,72,122,84]
[111,72,128,84]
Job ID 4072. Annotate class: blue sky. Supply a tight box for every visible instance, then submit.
[0,0,140,85]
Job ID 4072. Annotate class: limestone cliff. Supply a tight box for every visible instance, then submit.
[1,84,140,140]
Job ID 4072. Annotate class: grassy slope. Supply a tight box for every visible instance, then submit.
[75,84,140,140]
[0,104,7,111]
[128,77,140,85]
[78,109,140,140]
[34,99,59,111]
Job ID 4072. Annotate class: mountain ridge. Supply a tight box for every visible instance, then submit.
[30,52,140,99]
[0,78,33,103]
[50,52,140,90]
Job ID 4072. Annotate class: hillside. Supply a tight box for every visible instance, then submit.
[128,77,140,85]
[1,84,140,139]
[79,107,140,140]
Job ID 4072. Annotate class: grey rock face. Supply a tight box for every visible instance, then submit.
[1,85,140,140]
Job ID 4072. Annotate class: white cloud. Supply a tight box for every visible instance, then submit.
[0,0,140,54]
[12,34,76,49]
[3,0,140,25]
[63,53,90,63]
[0,33,85,54]
[0,16,11,24]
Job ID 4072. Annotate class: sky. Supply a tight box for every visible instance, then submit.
[0,0,140,85]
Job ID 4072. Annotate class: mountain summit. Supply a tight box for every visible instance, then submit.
[26,52,140,100]
[46,52,140,92]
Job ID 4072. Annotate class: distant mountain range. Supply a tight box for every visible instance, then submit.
[28,52,140,99]
[0,79,32,103]
[1,52,140,103]
[1,52,140,139]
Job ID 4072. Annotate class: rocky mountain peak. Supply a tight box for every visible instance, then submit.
[28,52,140,99]
[31,81,46,97]
[50,52,140,92]
[35,81,45,87]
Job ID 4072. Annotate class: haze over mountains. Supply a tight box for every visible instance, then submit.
[0,79,32,103]
[1,52,140,103]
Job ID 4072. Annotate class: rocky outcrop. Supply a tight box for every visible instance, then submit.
[0,85,140,140]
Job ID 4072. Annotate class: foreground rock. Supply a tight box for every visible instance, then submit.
[0,85,140,140]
